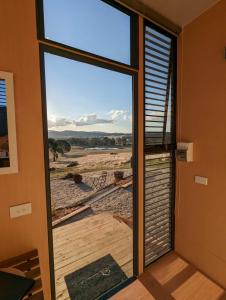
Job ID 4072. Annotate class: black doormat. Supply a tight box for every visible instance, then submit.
[64,254,127,300]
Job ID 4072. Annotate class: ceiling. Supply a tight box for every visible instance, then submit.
[138,0,221,27]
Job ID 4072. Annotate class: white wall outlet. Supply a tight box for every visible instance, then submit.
[10,203,32,218]
[195,176,208,186]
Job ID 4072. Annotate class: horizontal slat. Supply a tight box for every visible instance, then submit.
[29,278,42,294]
[145,36,170,52]
[145,76,167,86]
[145,215,171,229]
[145,32,171,49]
[16,257,39,272]
[145,232,170,248]
[145,244,171,263]
[145,57,169,71]
[145,51,169,64]
[145,28,171,45]
[145,70,168,81]
[145,224,170,239]
[145,196,170,209]
[145,219,170,233]
[145,206,170,220]
[145,212,171,225]
[145,84,167,92]
[0,250,38,268]
[23,291,44,300]
[145,202,170,215]
[144,43,169,58]
[25,267,41,279]
[145,238,171,256]
[145,247,171,266]
[145,178,170,189]
[145,63,169,75]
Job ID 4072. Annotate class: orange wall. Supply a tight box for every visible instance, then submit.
[176,0,226,288]
[0,1,51,298]
[2,0,226,297]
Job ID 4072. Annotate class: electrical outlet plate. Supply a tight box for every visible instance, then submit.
[195,176,208,186]
[10,203,32,218]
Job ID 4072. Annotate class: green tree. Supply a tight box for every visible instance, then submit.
[57,140,71,156]
[48,138,71,161]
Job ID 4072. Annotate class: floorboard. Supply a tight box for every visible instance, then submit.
[111,252,226,300]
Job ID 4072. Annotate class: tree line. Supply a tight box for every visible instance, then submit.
[48,136,132,161]
[67,136,131,147]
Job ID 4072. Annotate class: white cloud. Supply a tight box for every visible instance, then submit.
[48,117,73,129]
[48,114,113,129]
[108,110,130,121]
[74,114,113,126]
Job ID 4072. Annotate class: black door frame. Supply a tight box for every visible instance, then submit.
[39,42,139,300]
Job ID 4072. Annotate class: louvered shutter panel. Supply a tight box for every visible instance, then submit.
[144,23,176,266]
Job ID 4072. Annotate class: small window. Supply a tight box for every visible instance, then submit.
[43,0,135,65]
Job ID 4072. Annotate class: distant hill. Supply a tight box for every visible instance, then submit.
[48,130,131,139]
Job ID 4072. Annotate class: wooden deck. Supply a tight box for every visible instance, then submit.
[111,252,226,300]
[53,213,133,300]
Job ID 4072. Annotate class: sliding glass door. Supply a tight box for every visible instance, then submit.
[42,51,136,300]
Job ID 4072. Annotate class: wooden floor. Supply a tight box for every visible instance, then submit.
[53,213,133,300]
[111,252,226,300]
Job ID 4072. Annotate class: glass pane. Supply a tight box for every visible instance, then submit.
[43,0,131,64]
[44,53,134,299]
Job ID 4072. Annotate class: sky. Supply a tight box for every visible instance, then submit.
[44,0,130,64]
[44,0,133,134]
[43,0,172,134]
[44,53,133,133]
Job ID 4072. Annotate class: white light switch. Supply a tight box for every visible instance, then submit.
[10,203,32,218]
[195,176,208,186]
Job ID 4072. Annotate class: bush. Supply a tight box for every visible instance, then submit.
[114,171,124,182]
[73,173,83,184]
[67,161,79,167]
[62,172,74,180]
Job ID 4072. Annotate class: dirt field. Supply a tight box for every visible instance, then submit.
[49,147,132,180]
[50,147,133,215]
[51,169,132,210]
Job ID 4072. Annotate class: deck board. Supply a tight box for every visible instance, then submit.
[53,213,133,300]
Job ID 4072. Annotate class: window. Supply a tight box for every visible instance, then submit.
[38,0,138,299]
[41,0,137,65]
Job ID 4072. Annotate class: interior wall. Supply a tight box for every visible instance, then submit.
[176,0,226,288]
[0,0,51,298]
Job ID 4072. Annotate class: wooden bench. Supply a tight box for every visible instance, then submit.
[0,249,44,300]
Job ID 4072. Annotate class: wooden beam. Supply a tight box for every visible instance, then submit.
[137,15,144,275]
[115,0,181,36]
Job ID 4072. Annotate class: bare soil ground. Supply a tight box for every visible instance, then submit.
[50,148,133,222]
[51,169,132,210]
[91,186,133,219]
[49,149,132,179]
